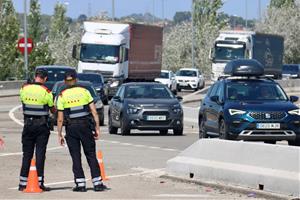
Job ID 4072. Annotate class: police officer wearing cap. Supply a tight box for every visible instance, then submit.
[19,69,55,191]
[56,71,106,192]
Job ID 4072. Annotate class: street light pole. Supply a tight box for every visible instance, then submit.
[112,0,115,21]
[245,0,248,29]
[24,0,28,80]
[192,0,195,68]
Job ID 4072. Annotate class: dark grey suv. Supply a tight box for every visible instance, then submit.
[108,82,183,135]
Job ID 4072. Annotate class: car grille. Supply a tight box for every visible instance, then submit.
[249,111,286,121]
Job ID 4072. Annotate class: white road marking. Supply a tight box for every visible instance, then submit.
[184,117,198,123]
[0,146,65,157]
[8,105,23,126]
[154,194,212,198]
[8,168,165,189]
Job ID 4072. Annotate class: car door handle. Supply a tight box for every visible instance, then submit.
[203,103,206,106]
[209,105,212,108]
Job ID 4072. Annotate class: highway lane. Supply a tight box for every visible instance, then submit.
[0,96,267,199]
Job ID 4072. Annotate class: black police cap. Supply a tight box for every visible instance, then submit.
[35,69,48,79]
[64,70,77,81]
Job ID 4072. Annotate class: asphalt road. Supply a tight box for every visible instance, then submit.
[0,95,269,199]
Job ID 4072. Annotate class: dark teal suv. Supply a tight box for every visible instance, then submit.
[198,59,300,146]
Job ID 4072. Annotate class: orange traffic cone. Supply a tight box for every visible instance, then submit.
[23,159,42,193]
[97,151,109,181]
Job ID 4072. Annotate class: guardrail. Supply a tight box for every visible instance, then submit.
[0,80,25,90]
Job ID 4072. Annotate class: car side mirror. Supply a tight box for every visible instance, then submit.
[72,45,78,60]
[210,95,223,105]
[290,95,299,103]
[176,96,183,102]
[112,96,122,102]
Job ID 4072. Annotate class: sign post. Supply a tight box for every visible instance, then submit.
[24,0,28,80]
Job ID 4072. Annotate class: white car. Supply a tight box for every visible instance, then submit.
[155,70,177,94]
[175,68,205,91]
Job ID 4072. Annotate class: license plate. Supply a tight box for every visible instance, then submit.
[180,82,188,86]
[146,115,166,121]
[256,123,280,129]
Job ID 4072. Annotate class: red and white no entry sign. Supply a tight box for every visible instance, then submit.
[17,37,34,54]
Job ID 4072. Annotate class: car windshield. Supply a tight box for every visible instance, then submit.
[44,68,75,82]
[226,81,288,101]
[159,72,169,79]
[214,43,245,61]
[176,70,197,77]
[80,43,120,64]
[77,74,104,84]
[124,84,174,99]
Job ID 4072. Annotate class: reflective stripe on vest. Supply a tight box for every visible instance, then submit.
[23,104,49,116]
[65,105,90,119]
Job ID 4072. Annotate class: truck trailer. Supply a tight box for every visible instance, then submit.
[73,21,163,97]
[210,30,284,80]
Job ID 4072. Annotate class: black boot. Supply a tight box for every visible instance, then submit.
[40,184,51,191]
[72,186,87,192]
[18,185,26,191]
[94,183,107,192]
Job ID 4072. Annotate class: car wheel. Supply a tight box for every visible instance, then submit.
[120,117,130,136]
[159,129,168,135]
[173,127,183,135]
[199,118,208,139]
[288,139,300,146]
[200,81,205,89]
[108,114,118,134]
[99,113,104,126]
[172,88,177,95]
[103,98,109,105]
[219,119,230,140]
[177,85,181,92]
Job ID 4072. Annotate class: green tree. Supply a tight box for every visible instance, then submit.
[49,3,68,39]
[28,0,42,42]
[0,0,20,80]
[173,11,191,24]
[193,0,225,74]
[270,0,295,8]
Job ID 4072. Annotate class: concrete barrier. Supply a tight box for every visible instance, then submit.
[0,80,25,90]
[166,139,300,197]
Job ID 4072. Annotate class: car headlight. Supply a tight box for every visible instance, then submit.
[229,109,246,115]
[288,109,300,116]
[95,100,103,109]
[127,104,141,114]
[111,81,120,87]
[172,104,182,114]
[95,87,102,91]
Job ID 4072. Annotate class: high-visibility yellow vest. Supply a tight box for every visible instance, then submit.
[20,83,54,116]
[56,86,94,119]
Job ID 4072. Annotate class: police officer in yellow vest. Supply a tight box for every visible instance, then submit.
[19,69,55,191]
[56,71,106,192]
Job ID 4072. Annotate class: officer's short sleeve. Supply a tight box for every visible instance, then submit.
[47,92,54,107]
[56,95,65,111]
[85,89,94,104]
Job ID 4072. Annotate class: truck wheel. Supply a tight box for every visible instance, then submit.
[219,119,230,140]
[199,118,208,139]
[173,127,183,135]
[159,129,168,135]
[120,117,130,136]
[108,114,118,134]
[177,85,181,92]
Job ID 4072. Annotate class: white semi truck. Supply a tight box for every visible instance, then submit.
[73,21,163,97]
[210,30,284,80]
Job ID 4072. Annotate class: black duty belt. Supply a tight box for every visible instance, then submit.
[24,116,47,125]
[66,118,89,125]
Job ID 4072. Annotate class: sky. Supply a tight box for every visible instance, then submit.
[12,0,270,20]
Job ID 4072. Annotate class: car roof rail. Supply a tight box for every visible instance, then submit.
[218,75,275,82]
